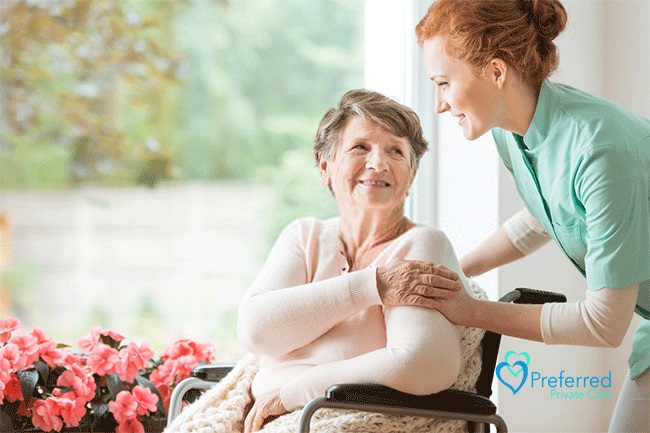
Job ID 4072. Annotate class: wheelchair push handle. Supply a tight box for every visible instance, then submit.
[500,288,567,304]
[190,364,235,382]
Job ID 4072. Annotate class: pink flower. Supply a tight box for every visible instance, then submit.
[0,343,20,371]
[61,351,87,369]
[132,386,158,416]
[7,332,39,370]
[0,356,11,402]
[108,390,138,424]
[31,399,63,432]
[116,342,154,383]
[161,339,215,363]
[31,328,66,368]
[79,326,125,352]
[78,333,97,353]
[4,374,24,403]
[30,327,51,345]
[149,359,180,387]
[116,417,145,433]
[154,382,172,414]
[87,343,120,376]
[53,394,86,427]
[57,364,96,402]
[0,317,20,343]
[17,399,31,416]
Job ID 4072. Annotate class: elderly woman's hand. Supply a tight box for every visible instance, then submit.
[244,389,288,433]
[377,259,462,308]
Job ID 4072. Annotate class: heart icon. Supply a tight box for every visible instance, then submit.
[503,350,530,378]
[496,360,529,394]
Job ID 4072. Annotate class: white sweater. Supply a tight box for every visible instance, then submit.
[237,217,466,411]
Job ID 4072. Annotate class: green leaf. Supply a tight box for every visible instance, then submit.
[46,366,67,390]
[92,402,109,418]
[0,404,16,432]
[33,360,50,384]
[17,370,39,402]
[99,335,121,349]
[106,373,125,399]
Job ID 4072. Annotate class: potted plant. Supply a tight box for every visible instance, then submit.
[0,317,215,432]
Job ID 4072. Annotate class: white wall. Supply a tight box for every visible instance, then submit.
[429,1,649,432]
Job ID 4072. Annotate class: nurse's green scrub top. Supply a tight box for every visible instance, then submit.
[492,80,650,379]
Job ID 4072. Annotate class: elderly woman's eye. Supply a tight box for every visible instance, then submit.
[392,148,404,156]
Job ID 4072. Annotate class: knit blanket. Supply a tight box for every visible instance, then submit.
[164,281,487,433]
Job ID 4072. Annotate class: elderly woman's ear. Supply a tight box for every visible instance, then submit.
[318,154,333,192]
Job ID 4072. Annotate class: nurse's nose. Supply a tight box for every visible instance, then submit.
[434,92,450,114]
[366,148,389,171]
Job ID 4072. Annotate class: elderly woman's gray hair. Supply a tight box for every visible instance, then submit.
[314,89,429,170]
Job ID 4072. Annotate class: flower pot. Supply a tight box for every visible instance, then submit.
[0,417,167,433]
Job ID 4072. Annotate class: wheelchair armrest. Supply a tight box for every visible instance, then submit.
[325,384,497,416]
[190,364,236,382]
[500,288,567,304]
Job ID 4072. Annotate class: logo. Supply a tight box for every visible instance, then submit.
[496,350,530,394]
[496,349,613,400]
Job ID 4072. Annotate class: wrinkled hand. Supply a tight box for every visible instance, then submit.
[244,389,288,433]
[376,259,462,309]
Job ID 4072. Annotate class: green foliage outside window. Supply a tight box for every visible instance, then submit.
[0,0,184,187]
[0,0,364,198]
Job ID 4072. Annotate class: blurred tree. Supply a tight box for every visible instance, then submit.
[0,0,363,187]
[173,0,364,181]
[0,0,183,187]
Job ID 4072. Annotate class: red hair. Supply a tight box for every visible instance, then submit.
[416,0,567,87]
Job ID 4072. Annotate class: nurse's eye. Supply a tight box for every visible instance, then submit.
[435,81,448,89]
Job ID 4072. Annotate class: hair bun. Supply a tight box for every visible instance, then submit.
[519,0,567,40]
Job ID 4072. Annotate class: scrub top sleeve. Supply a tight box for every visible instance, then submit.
[576,147,650,293]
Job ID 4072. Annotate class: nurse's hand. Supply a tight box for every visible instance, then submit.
[435,281,477,326]
[244,389,287,433]
[377,259,462,309]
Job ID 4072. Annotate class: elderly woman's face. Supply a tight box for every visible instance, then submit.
[319,116,416,211]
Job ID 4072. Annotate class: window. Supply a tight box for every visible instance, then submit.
[0,0,365,361]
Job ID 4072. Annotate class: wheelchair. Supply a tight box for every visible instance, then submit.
[168,288,566,433]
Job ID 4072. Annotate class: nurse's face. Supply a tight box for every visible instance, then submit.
[422,36,504,141]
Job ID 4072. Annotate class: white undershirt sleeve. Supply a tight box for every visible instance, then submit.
[503,208,552,255]
[540,285,638,348]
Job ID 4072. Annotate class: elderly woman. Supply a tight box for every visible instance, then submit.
[237,89,469,432]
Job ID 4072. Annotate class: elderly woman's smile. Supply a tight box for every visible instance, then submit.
[359,178,391,187]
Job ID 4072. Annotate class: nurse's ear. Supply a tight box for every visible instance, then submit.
[486,58,508,89]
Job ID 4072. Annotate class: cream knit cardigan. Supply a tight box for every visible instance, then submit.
[164,281,487,433]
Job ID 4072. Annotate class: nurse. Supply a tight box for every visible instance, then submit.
[414,0,649,431]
